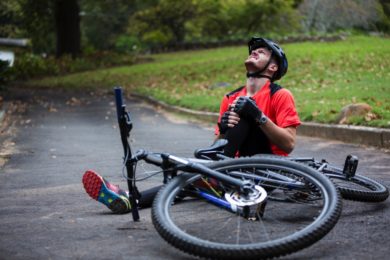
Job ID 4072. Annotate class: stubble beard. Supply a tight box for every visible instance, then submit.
[244,58,258,73]
[245,57,262,96]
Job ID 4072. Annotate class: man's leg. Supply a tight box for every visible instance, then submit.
[138,186,162,208]
[239,122,272,156]
[82,170,161,214]
[223,118,251,157]
[223,118,273,157]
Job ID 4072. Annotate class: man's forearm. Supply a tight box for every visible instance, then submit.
[259,120,296,154]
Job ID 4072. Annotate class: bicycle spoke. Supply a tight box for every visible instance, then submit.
[257,214,271,242]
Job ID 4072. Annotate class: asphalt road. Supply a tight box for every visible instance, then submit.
[0,89,389,259]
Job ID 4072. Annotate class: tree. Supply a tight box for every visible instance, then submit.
[19,0,81,56]
[239,0,300,35]
[19,0,56,54]
[127,0,300,50]
[80,0,139,50]
[299,0,385,32]
[0,0,23,38]
[377,0,390,31]
[127,0,197,47]
[55,0,81,57]
[186,0,232,41]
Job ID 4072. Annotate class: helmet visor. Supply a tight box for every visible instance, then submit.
[248,38,272,54]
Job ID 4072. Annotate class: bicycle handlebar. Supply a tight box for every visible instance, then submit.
[114,87,140,221]
[131,149,164,167]
[114,87,124,121]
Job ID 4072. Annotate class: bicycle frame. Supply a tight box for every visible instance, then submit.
[114,87,262,222]
[195,147,359,182]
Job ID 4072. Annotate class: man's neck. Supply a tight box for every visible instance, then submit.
[246,77,269,96]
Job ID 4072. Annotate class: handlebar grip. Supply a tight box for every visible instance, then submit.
[114,87,124,121]
[144,154,163,167]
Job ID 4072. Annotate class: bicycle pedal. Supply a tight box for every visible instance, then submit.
[343,155,358,178]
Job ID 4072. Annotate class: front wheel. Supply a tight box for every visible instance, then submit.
[152,157,342,259]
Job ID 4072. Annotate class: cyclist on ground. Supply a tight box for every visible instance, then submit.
[216,37,300,157]
[82,37,300,214]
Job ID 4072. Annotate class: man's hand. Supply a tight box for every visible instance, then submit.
[232,97,262,124]
[218,111,240,134]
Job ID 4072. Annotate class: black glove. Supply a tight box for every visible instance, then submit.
[218,111,230,134]
[233,97,262,123]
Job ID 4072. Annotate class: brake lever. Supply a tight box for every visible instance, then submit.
[127,149,147,164]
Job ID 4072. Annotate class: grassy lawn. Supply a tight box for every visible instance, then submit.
[26,35,390,127]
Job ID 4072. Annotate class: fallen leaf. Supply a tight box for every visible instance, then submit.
[365,112,378,122]
[49,107,58,112]
[66,97,81,106]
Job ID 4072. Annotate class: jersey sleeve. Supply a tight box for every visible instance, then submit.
[214,96,230,135]
[272,89,301,128]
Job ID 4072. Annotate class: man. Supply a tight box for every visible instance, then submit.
[82,37,300,214]
[216,37,300,157]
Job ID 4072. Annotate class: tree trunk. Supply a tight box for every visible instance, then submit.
[55,0,81,58]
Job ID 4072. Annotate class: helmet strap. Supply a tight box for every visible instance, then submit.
[246,72,272,80]
[246,51,274,80]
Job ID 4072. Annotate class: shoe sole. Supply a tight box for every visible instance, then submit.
[82,170,131,214]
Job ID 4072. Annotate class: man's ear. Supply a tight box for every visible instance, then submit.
[268,63,278,73]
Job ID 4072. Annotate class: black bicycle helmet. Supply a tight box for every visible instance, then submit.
[248,37,288,81]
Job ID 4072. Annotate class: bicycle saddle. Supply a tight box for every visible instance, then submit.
[194,139,228,160]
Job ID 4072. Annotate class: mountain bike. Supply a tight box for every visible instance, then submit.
[195,142,389,203]
[113,87,342,259]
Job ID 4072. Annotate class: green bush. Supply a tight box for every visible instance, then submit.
[0,60,12,89]
[7,51,136,81]
[142,30,173,48]
[115,35,142,54]
[10,53,59,79]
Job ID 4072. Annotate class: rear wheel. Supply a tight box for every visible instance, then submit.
[268,155,389,203]
[152,157,342,259]
[323,167,389,202]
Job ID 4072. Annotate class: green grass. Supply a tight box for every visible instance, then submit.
[26,35,390,127]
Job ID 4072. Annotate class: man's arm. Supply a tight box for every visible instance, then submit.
[230,97,297,154]
[258,120,296,154]
[220,111,296,154]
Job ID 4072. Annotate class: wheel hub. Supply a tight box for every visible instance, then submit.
[225,185,267,220]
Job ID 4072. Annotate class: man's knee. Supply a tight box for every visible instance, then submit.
[223,118,251,157]
[225,118,250,137]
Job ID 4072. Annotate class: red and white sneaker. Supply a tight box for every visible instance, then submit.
[82,170,131,214]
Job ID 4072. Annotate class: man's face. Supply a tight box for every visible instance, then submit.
[244,47,272,72]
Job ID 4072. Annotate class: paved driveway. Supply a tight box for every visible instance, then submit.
[0,89,389,259]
